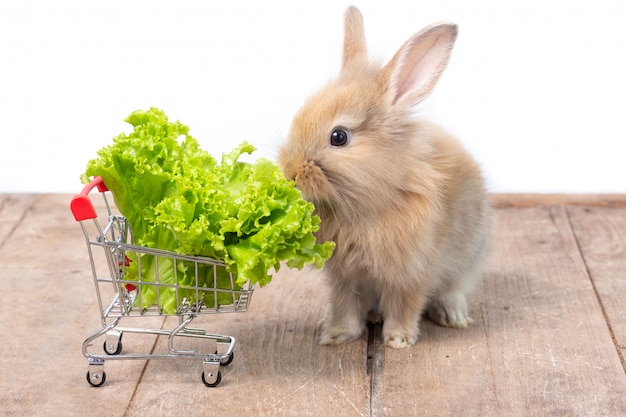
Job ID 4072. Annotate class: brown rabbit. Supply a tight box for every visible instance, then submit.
[278,6,491,348]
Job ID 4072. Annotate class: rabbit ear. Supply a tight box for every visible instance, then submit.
[380,23,458,106]
[342,6,367,71]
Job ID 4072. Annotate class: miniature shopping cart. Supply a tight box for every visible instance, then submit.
[70,176,254,387]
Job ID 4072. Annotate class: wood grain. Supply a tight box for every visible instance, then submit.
[567,206,626,360]
[0,194,40,247]
[491,194,626,208]
[0,194,162,417]
[124,267,370,417]
[2,194,626,417]
[378,206,626,416]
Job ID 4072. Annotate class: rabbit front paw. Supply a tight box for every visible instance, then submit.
[383,330,418,349]
[382,317,419,348]
[319,313,365,345]
[318,299,366,345]
[319,327,363,345]
[319,315,365,344]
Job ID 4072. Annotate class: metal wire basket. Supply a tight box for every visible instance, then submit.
[71,176,254,387]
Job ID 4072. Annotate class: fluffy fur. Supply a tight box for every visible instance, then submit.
[278,6,491,349]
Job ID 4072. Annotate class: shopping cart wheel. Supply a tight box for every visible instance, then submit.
[103,329,123,355]
[86,370,107,387]
[103,340,123,355]
[201,370,222,387]
[220,352,234,366]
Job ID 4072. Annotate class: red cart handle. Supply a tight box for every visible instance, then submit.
[70,176,109,221]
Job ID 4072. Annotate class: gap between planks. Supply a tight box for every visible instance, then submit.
[366,322,385,417]
[362,200,626,416]
[0,194,41,251]
[563,207,626,374]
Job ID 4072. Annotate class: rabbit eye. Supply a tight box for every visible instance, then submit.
[329,128,350,147]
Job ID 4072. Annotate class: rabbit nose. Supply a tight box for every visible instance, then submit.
[295,160,315,181]
[295,160,325,190]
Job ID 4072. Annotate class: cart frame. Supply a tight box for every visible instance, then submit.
[70,176,254,387]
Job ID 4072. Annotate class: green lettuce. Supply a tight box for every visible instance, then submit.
[82,108,334,314]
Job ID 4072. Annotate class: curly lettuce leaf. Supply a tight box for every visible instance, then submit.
[82,108,334,314]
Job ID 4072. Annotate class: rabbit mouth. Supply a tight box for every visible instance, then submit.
[293,159,335,204]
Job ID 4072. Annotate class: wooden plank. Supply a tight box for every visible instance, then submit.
[124,266,370,417]
[378,206,626,416]
[0,194,162,417]
[4,193,626,417]
[0,194,40,247]
[567,206,626,360]
[491,194,626,209]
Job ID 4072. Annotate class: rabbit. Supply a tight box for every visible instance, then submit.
[278,6,491,349]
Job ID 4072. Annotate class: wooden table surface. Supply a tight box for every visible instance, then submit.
[1,194,624,416]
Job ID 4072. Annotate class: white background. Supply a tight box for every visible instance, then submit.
[1,0,625,193]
